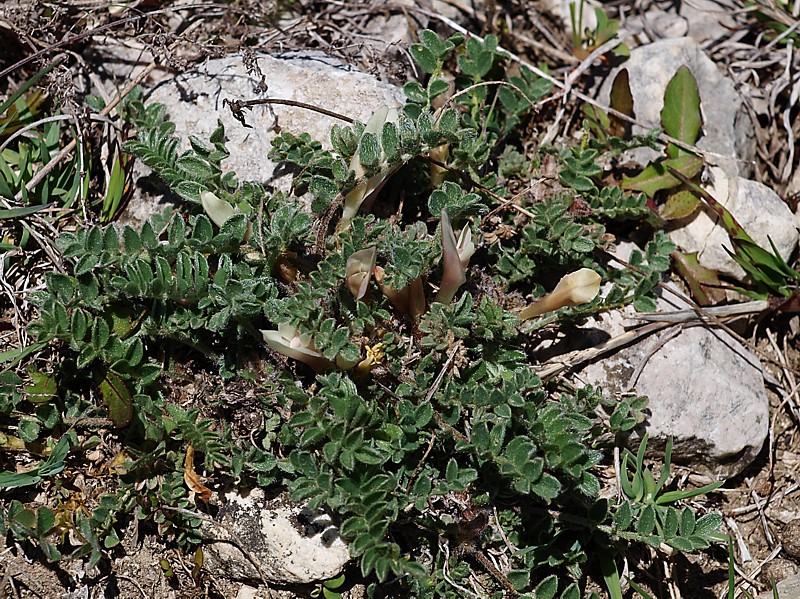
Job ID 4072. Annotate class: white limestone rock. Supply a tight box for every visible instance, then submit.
[203,489,351,584]
[669,166,799,279]
[122,52,405,227]
[577,280,769,478]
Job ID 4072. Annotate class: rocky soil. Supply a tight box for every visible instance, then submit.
[2,1,800,598]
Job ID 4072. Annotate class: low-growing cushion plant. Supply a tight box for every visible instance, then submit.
[1,28,728,598]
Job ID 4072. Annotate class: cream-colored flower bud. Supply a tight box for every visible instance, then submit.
[518,268,601,320]
[339,106,399,232]
[261,324,330,372]
[456,224,475,270]
[435,209,466,305]
[374,266,426,319]
[200,190,252,242]
[346,247,377,300]
[201,191,235,228]
[429,143,450,188]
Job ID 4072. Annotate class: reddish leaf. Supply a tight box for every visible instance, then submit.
[609,68,633,137]
[672,251,727,306]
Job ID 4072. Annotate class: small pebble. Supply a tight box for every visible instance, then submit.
[779,520,800,561]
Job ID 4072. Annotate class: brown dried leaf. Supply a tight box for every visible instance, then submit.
[184,445,212,503]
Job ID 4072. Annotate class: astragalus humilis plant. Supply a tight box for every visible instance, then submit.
[1,28,726,599]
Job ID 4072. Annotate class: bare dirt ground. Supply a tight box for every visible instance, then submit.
[2,1,800,598]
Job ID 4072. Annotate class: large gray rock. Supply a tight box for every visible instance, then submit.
[621,9,688,41]
[676,0,740,45]
[577,278,768,478]
[620,1,739,46]
[669,166,799,279]
[755,573,800,599]
[123,52,405,227]
[203,489,351,584]
[599,37,754,177]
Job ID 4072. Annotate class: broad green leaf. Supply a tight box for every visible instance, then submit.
[300,427,326,446]
[660,189,699,220]
[410,44,437,74]
[560,583,581,599]
[445,458,458,483]
[403,81,426,104]
[24,369,56,404]
[666,536,694,552]
[36,508,54,537]
[679,506,696,536]
[534,574,559,599]
[380,122,399,161]
[310,176,339,204]
[637,504,656,535]
[622,154,703,197]
[420,29,445,55]
[98,369,132,427]
[662,66,702,157]
[532,473,561,501]
[18,419,39,442]
[428,78,449,100]
[663,507,679,538]
[177,155,215,180]
[359,132,380,169]
[614,501,632,531]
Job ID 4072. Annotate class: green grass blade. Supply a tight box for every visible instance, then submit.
[0,57,62,122]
